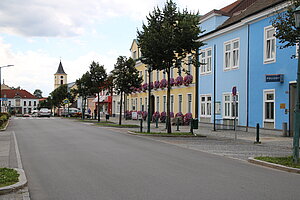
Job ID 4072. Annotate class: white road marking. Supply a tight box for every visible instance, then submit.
[12,131,23,169]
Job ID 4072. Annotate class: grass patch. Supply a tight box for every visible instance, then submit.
[255,156,300,169]
[0,168,19,187]
[0,120,8,130]
[95,123,140,128]
[134,131,195,136]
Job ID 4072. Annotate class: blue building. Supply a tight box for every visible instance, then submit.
[198,0,297,134]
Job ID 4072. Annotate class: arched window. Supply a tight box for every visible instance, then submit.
[61,80,63,84]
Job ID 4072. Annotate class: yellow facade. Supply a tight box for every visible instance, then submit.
[127,39,196,117]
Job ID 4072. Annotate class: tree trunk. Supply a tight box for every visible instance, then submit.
[119,91,123,125]
[166,67,172,133]
[97,91,100,122]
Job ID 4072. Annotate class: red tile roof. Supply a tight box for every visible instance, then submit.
[1,89,38,99]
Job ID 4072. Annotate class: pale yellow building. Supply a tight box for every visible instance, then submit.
[127,39,196,118]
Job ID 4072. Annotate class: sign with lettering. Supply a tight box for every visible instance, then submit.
[265,74,284,83]
[280,103,286,109]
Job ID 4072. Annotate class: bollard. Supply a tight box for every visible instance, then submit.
[176,118,180,131]
[282,122,287,137]
[140,119,143,133]
[155,118,158,128]
[254,123,261,144]
[190,120,193,134]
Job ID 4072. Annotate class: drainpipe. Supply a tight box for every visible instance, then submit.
[213,44,216,131]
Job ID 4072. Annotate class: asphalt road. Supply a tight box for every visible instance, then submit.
[10,117,300,200]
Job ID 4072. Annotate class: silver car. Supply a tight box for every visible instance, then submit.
[38,108,51,117]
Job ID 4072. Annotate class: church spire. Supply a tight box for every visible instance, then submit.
[55,60,67,75]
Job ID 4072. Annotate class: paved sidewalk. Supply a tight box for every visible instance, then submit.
[0,129,30,200]
[105,117,294,161]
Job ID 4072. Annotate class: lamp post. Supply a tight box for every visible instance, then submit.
[0,65,13,113]
[147,65,152,133]
[293,6,300,164]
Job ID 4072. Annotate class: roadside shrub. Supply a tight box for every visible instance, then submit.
[142,111,148,120]
[125,110,132,120]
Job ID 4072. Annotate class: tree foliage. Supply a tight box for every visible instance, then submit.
[272,0,300,50]
[137,0,203,133]
[50,84,68,108]
[33,89,43,98]
[112,56,143,124]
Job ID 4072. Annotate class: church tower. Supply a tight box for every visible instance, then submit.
[54,60,67,89]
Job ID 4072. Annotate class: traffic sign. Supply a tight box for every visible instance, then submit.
[232,86,237,96]
[63,99,69,104]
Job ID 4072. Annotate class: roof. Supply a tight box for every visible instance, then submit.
[55,61,67,75]
[218,0,285,29]
[1,89,39,99]
[200,0,286,38]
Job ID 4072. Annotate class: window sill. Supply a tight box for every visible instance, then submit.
[263,59,276,64]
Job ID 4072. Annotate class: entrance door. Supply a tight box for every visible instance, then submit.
[289,83,297,136]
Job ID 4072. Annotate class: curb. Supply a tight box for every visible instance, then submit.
[248,157,300,174]
[0,119,10,131]
[127,131,206,137]
[0,168,28,195]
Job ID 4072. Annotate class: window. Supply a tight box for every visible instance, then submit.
[188,55,193,75]
[170,67,174,78]
[163,96,166,112]
[132,51,137,59]
[150,71,153,82]
[264,26,276,63]
[223,93,239,119]
[145,98,148,110]
[171,95,174,112]
[178,95,182,113]
[29,101,31,106]
[135,98,138,111]
[200,48,212,74]
[156,70,160,81]
[200,95,211,117]
[34,101,36,106]
[131,99,134,110]
[296,43,299,59]
[156,96,159,112]
[264,90,275,122]
[145,70,148,83]
[187,94,192,113]
[139,71,142,78]
[224,39,239,70]
[61,80,63,85]
[163,70,166,79]
[24,101,26,106]
[140,98,142,111]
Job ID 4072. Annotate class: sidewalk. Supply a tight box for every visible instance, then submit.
[106,117,293,161]
[0,126,30,200]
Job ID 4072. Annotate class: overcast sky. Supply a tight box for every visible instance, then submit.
[0,0,236,96]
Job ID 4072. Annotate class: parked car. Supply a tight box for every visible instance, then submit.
[38,108,51,117]
[23,113,30,117]
[31,109,38,117]
[61,108,80,117]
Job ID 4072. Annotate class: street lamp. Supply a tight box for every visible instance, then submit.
[0,65,13,113]
[293,6,300,164]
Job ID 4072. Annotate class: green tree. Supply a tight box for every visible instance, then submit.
[50,84,68,110]
[112,56,143,125]
[272,0,300,51]
[89,61,107,122]
[74,72,94,119]
[33,89,43,98]
[137,0,203,133]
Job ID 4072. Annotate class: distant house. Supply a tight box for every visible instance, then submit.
[1,89,39,114]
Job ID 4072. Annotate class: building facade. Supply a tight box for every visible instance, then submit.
[198,0,297,133]
[127,39,196,119]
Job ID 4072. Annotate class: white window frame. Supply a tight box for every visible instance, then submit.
[145,70,148,83]
[223,38,240,70]
[171,95,174,113]
[163,96,166,112]
[264,26,276,64]
[200,47,212,75]
[156,70,160,81]
[222,93,239,119]
[187,93,192,113]
[263,89,275,123]
[178,94,183,113]
[140,98,142,111]
[296,43,299,59]
[200,94,212,117]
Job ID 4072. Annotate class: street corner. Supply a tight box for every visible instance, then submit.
[248,157,300,174]
[0,168,28,195]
